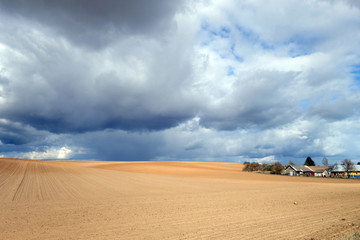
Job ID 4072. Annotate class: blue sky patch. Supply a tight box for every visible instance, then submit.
[300,99,311,110]
[351,64,360,81]
[227,66,235,76]
[235,25,273,50]
[200,21,230,38]
[219,26,231,38]
[199,22,232,46]
[286,34,319,57]
[230,44,244,62]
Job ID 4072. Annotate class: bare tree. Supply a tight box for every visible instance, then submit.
[342,159,354,178]
[322,157,328,166]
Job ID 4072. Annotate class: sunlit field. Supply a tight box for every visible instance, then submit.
[1,158,359,239]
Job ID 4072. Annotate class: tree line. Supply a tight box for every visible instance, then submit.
[243,162,284,174]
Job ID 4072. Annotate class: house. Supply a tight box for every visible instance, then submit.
[331,165,360,178]
[284,165,314,176]
[314,169,329,177]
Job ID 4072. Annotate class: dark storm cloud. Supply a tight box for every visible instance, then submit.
[0,0,186,48]
[2,65,196,133]
[0,43,197,133]
[0,0,198,134]
[75,130,165,161]
[0,119,46,145]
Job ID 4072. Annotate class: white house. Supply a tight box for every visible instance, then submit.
[314,169,328,177]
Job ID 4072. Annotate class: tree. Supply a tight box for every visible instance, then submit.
[243,162,262,172]
[288,160,294,165]
[322,157,328,166]
[271,162,284,174]
[342,159,354,178]
[304,156,315,166]
[263,164,273,171]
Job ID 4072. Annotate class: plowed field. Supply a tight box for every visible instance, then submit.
[0,158,359,239]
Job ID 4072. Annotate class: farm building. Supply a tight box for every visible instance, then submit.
[314,169,329,177]
[283,165,314,176]
[331,165,360,178]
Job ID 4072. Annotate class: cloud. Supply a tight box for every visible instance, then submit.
[0,5,199,133]
[0,118,48,145]
[0,0,360,164]
[0,0,187,49]
[307,96,360,121]
[244,155,277,163]
[72,129,165,161]
[198,70,302,130]
[16,146,73,160]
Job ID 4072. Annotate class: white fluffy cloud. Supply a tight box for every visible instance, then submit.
[15,146,73,160]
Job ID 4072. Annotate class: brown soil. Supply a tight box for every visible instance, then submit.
[0,158,359,239]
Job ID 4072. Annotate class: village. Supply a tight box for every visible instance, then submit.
[244,157,360,178]
[283,164,360,178]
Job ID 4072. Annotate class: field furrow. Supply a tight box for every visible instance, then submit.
[0,158,359,239]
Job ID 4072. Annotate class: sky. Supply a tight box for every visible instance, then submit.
[0,0,360,165]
